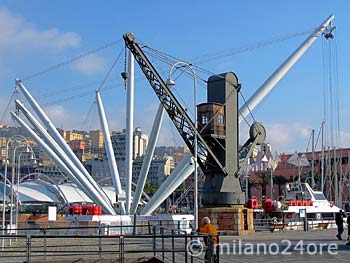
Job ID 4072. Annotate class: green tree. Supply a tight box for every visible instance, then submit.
[257,172,270,197]
[273,175,288,196]
[144,182,159,196]
[247,177,260,199]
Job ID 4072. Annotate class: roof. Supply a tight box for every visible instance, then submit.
[55,183,92,204]
[18,181,61,203]
[0,180,142,206]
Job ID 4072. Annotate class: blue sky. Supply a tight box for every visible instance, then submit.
[0,1,349,154]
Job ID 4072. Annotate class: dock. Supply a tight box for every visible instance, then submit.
[1,228,349,262]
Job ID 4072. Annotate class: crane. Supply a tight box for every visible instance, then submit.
[123,33,265,206]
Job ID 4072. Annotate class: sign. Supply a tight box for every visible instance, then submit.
[6,224,15,234]
[48,206,57,221]
[299,208,306,218]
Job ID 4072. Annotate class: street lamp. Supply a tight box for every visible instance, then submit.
[242,160,252,201]
[1,135,28,249]
[165,61,198,230]
[9,144,31,243]
[15,147,36,236]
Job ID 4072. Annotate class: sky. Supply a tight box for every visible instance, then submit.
[0,0,349,154]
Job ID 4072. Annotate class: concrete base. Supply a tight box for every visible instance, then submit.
[199,206,254,236]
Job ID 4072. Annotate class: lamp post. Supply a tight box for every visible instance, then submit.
[1,135,27,249]
[9,144,30,243]
[165,61,198,229]
[261,154,268,198]
[269,164,274,199]
[15,147,35,236]
[242,161,252,200]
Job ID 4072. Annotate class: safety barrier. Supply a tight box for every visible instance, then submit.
[0,223,217,263]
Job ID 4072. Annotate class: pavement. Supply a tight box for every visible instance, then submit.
[0,228,349,262]
[216,228,350,262]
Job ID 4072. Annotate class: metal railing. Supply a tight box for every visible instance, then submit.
[0,223,217,263]
[253,217,337,232]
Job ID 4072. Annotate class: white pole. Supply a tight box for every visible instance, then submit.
[15,99,61,149]
[141,153,196,215]
[1,135,27,250]
[10,112,117,215]
[321,121,325,192]
[245,176,249,200]
[15,99,115,209]
[125,50,134,214]
[193,71,198,230]
[334,147,338,206]
[95,91,126,214]
[15,81,113,209]
[10,145,26,243]
[311,129,315,188]
[15,151,27,237]
[166,61,198,228]
[270,168,273,199]
[239,15,335,122]
[1,142,9,250]
[131,103,164,215]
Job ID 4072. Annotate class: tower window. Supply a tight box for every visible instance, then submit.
[201,113,208,125]
[218,114,224,124]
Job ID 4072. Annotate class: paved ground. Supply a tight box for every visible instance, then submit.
[216,229,350,262]
[0,229,349,262]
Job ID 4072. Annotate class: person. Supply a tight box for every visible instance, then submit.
[335,209,345,240]
[198,216,218,262]
[346,213,350,246]
[198,217,218,262]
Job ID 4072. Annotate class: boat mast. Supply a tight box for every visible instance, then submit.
[334,147,338,206]
[321,121,325,192]
[311,129,315,188]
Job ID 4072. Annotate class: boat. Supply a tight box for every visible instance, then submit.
[64,207,194,235]
[250,182,341,231]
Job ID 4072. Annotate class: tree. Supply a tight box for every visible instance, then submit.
[247,177,260,199]
[273,175,288,196]
[144,182,159,196]
[257,172,270,197]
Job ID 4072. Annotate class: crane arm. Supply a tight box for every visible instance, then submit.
[123,33,228,175]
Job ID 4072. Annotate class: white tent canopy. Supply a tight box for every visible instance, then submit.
[18,181,60,203]
[1,181,147,208]
[55,183,91,204]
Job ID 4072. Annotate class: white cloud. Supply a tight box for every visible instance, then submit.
[44,105,89,130]
[240,121,312,154]
[45,105,66,125]
[0,8,80,52]
[0,97,10,125]
[264,122,312,153]
[70,54,107,75]
[29,102,350,153]
[339,131,350,148]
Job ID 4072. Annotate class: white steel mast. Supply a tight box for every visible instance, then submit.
[95,90,126,214]
[141,153,196,215]
[130,104,164,215]
[10,112,117,215]
[125,50,134,214]
[16,80,116,214]
[239,15,335,122]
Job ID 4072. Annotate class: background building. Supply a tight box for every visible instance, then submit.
[89,130,104,156]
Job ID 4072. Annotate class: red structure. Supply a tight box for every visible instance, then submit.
[248,148,350,202]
